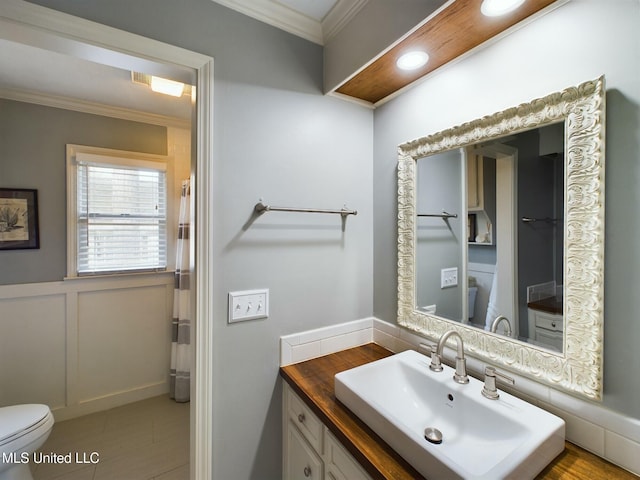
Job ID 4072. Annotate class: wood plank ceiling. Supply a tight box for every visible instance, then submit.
[334,0,560,104]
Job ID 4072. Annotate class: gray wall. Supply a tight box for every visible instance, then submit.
[374,0,640,419]
[415,149,464,319]
[25,1,373,479]
[511,128,560,337]
[0,99,167,285]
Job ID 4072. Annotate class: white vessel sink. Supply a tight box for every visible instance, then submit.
[334,349,565,479]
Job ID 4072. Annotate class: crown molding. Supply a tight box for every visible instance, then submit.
[211,0,367,45]
[0,88,191,129]
[322,0,368,43]
[212,0,323,44]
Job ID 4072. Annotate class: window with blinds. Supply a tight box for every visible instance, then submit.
[70,148,168,276]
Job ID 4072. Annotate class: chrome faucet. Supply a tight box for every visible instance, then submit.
[429,330,469,384]
[490,315,512,337]
[482,366,515,400]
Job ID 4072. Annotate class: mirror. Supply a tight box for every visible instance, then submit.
[415,122,565,352]
[398,77,605,400]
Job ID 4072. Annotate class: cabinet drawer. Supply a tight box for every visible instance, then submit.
[534,311,563,332]
[285,384,324,453]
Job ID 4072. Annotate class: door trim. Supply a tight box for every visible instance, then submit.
[0,2,214,478]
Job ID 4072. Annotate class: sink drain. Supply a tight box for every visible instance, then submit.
[424,427,443,444]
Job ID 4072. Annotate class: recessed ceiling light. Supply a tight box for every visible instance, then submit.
[481,0,526,17]
[396,51,429,71]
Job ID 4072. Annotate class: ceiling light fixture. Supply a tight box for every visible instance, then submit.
[131,72,192,98]
[480,0,526,17]
[396,51,429,71]
[150,76,185,97]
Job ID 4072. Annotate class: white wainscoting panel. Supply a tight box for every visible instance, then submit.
[0,294,67,408]
[77,284,172,403]
[0,273,174,421]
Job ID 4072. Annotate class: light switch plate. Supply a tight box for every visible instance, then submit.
[228,289,269,323]
[441,267,458,289]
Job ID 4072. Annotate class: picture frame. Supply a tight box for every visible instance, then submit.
[0,188,40,250]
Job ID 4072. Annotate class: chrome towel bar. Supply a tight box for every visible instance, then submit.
[521,216,560,224]
[417,211,458,219]
[254,202,357,217]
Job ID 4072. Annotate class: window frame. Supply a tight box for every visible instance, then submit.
[66,144,174,278]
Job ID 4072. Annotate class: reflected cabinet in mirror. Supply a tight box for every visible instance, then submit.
[398,76,605,400]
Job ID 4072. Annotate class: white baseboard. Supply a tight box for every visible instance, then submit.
[52,382,169,422]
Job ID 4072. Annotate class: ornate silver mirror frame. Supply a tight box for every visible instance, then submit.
[397,76,605,400]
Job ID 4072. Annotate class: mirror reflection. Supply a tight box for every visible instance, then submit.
[398,76,605,400]
[416,122,565,352]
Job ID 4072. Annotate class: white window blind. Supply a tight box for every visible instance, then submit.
[76,154,167,275]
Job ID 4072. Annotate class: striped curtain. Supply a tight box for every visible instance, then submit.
[170,180,191,402]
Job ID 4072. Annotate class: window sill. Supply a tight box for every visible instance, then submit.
[64,270,174,282]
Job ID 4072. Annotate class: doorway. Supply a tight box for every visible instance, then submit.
[0,2,213,478]
[467,143,518,337]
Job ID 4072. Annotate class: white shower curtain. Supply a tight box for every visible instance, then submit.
[170,179,191,402]
[484,267,498,330]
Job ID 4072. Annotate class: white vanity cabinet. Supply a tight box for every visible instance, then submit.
[528,308,563,351]
[283,383,371,480]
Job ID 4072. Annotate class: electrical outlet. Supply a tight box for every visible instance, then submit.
[228,289,269,323]
[440,268,458,289]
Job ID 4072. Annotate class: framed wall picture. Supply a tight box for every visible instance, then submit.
[0,188,40,250]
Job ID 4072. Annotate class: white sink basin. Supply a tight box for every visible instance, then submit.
[334,349,565,479]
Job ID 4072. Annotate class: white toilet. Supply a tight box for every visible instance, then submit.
[0,404,54,480]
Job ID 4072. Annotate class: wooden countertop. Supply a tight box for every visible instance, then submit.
[280,344,638,480]
[528,296,563,315]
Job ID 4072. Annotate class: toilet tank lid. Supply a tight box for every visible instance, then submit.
[0,404,50,442]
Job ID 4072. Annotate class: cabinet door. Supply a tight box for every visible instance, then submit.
[324,430,372,480]
[535,327,563,351]
[285,421,323,480]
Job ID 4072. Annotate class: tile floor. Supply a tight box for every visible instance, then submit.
[31,396,189,480]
